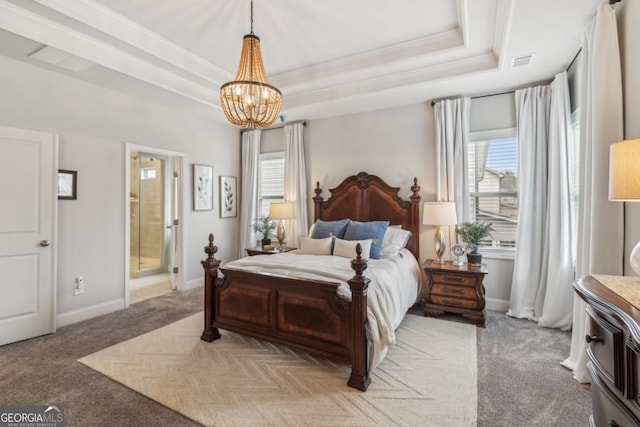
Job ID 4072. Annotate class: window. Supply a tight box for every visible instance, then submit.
[467,129,518,248]
[258,152,285,217]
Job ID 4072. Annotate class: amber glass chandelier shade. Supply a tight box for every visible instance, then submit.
[220,34,282,129]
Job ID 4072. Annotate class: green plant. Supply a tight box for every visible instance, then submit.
[251,215,278,239]
[455,222,494,251]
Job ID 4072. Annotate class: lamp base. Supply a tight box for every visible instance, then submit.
[632,240,640,276]
[276,220,286,250]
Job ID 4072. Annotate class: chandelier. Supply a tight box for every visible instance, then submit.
[220,0,282,129]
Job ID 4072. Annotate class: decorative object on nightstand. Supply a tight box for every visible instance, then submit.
[455,222,494,266]
[609,138,640,275]
[422,201,457,264]
[451,244,466,266]
[269,202,295,250]
[250,215,278,248]
[422,260,488,327]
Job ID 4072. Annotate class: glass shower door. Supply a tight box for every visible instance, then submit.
[130,152,168,278]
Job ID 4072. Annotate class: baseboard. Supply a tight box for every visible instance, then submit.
[486,298,509,313]
[183,277,203,291]
[56,298,125,328]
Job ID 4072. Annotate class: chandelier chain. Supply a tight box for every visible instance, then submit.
[250,0,254,34]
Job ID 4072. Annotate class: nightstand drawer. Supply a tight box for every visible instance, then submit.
[430,296,479,310]
[431,273,476,287]
[431,284,477,300]
[588,310,624,391]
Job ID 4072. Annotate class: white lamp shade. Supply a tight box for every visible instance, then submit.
[269,202,295,219]
[422,202,458,225]
[609,139,640,201]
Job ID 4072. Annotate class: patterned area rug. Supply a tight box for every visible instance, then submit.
[79,313,476,426]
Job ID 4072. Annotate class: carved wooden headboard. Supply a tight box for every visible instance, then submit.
[312,172,421,260]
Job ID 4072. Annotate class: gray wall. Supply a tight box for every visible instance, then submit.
[0,55,239,319]
[619,1,640,276]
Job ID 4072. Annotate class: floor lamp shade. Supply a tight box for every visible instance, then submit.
[423,202,458,263]
[609,139,640,275]
[269,202,295,248]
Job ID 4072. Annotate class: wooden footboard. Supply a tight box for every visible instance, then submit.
[201,234,371,391]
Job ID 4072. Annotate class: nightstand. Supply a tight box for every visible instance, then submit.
[422,260,488,327]
[245,247,296,256]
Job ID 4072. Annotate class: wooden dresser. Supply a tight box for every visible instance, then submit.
[574,274,640,427]
[422,260,488,327]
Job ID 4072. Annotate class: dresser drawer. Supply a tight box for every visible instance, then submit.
[431,284,477,300]
[431,273,476,287]
[588,311,624,391]
[430,296,478,310]
[590,367,639,427]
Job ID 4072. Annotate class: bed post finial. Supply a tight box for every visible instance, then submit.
[201,234,221,342]
[313,181,323,221]
[347,243,371,391]
[410,177,420,202]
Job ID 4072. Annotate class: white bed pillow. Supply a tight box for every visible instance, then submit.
[380,227,412,257]
[333,238,372,259]
[298,237,332,255]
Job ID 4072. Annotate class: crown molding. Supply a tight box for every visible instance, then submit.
[283,52,498,109]
[33,0,230,86]
[0,1,219,109]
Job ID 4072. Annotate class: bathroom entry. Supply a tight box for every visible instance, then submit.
[129,151,169,279]
[126,145,184,305]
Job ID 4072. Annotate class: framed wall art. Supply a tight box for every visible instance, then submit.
[58,169,77,200]
[192,164,213,211]
[220,176,237,218]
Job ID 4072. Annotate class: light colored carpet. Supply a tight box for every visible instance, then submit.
[79,313,477,426]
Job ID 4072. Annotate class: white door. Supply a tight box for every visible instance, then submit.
[0,125,57,346]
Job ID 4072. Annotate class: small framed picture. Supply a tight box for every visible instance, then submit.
[220,176,237,218]
[58,170,77,200]
[192,164,213,211]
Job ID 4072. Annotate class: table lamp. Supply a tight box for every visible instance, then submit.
[423,201,458,263]
[609,138,640,275]
[269,202,295,250]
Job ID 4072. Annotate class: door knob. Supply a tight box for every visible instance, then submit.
[40,240,51,247]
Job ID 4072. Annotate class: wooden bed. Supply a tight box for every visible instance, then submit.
[200,172,421,391]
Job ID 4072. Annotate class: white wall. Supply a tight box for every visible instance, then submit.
[0,55,239,320]
[618,1,640,276]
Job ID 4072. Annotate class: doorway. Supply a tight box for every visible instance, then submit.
[125,144,185,306]
[129,151,169,279]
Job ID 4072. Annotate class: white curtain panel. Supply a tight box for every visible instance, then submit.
[238,130,261,258]
[284,122,308,247]
[507,85,553,323]
[507,73,575,330]
[561,4,624,383]
[434,98,471,248]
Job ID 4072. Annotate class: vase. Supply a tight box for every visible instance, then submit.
[467,252,482,266]
[261,238,271,248]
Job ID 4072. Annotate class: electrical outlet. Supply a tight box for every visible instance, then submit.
[74,276,85,296]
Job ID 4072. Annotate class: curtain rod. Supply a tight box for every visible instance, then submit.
[430,91,515,107]
[240,120,307,133]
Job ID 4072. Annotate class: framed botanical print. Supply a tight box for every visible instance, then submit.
[220,176,237,218]
[192,164,213,211]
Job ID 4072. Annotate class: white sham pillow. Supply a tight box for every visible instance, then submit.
[380,227,412,257]
[298,237,332,255]
[333,238,372,259]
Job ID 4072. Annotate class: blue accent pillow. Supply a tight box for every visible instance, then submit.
[343,220,390,259]
[310,219,351,239]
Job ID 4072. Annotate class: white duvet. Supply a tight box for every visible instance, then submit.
[222,249,423,369]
